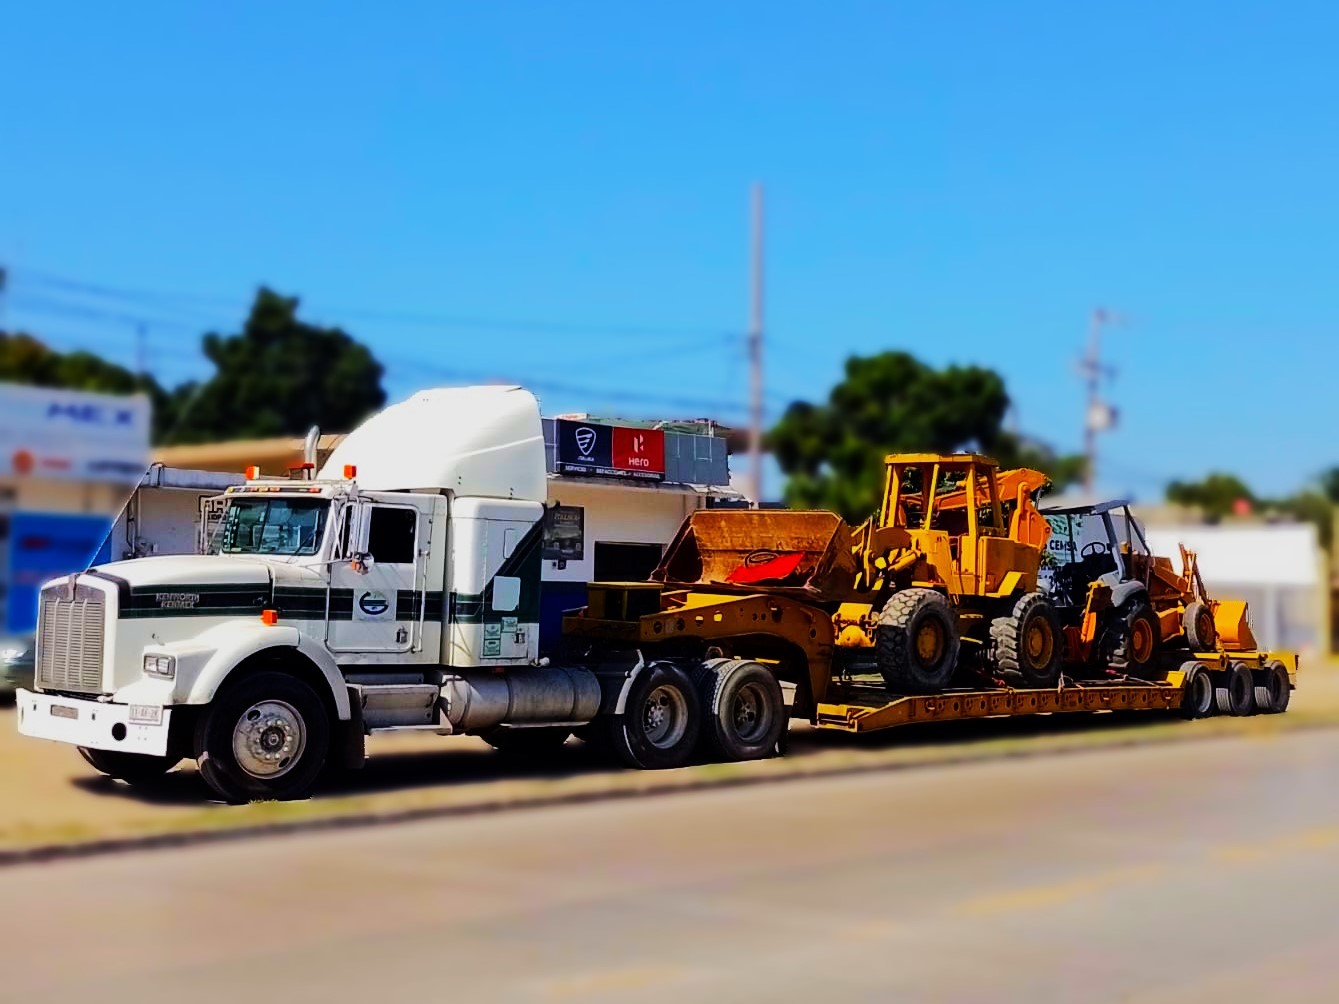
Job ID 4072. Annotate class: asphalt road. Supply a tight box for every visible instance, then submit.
[4,729,1339,1003]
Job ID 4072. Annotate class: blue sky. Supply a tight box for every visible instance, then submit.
[2,2,1336,501]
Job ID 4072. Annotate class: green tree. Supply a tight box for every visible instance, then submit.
[1164,469,1339,550]
[0,330,178,440]
[170,288,386,444]
[1165,472,1256,520]
[1,287,387,445]
[768,350,1083,522]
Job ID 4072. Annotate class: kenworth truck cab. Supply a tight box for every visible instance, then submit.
[15,386,651,801]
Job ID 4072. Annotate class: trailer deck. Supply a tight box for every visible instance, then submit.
[815,650,1298,733]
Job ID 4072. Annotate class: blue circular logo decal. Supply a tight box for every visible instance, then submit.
[359,591,390,616]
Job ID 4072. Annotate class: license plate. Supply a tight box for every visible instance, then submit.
[49,704,79,720]
[129,705,163,725]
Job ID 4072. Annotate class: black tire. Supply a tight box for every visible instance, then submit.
[481,726,572,758]
[1255,661,1291,714]
[697,659,785,762]
[1183,601,1217,651]
[1213,662,1255,716]
[989,592,1063,688]
[1109,603,1161,675]
[193,671,331,802]
[78,746,180,784]
[602,661,701,770]
[876,588,959,694]
[1178,662,1215,719]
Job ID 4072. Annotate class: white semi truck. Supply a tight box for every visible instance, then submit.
[16,386,715,801]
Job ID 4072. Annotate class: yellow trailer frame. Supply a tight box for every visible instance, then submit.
[815,649,1298,734]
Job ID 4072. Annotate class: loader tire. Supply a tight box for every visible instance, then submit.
[1178,662,1215,719]
[1183,601,1217,651]
[1213,662,1255,716]
[696,659,785,762]
[989,592,1063,688]
[1109,603,1161,675]
[876,588,959,694]
[1254,661,1291,714]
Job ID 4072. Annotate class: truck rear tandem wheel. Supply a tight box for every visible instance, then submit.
[696,658,785,762]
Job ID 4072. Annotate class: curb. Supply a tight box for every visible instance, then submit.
[2,713,1335,868]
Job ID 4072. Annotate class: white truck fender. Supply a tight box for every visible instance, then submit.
[180,624,352,721]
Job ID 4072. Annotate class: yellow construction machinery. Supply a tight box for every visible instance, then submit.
[563,452,1298,769]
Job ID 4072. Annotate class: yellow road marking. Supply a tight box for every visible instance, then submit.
[541,965,686,1000]
[954,863,1165,918]
[1212,824,1339,863]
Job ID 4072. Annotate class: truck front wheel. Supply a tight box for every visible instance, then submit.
[194,671,331,803]
[78,747,180,785]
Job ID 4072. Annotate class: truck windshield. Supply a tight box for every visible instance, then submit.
[211,498,330,557]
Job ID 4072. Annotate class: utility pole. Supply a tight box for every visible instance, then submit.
[1079,307,1119,495]
[135,323,148,377]
[748,183,765,508]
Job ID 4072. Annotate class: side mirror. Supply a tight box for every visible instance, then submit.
[352,505,372,555]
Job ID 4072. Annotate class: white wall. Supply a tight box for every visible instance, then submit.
[543,480,702,583]
[1144,522,1324,656]
[111,488,217,560]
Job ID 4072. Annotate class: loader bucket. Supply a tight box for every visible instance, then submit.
[653,509,860,599]
[1213,599,1258,651]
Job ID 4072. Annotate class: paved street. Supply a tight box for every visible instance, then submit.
[4,727,1339,1002]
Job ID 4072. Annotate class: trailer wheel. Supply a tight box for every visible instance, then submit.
[990,592,1063,688]
[1183,601,1217,651]
[77,747,180,784]
[604,661,701,770]
[1177,663,1215,719]
[1254,661,1291,714]
[697,659,785,762]
[1110,603,1161,675]
[877,588,959,694]
[1213,662,1255,716]
[194,671,331,803]
[481,726,572,759]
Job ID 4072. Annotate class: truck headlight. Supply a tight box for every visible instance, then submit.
[143,654,176,679]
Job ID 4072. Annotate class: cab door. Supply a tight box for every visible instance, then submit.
[327,502,424,656]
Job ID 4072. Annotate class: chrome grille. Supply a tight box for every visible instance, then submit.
[37,588,107,693]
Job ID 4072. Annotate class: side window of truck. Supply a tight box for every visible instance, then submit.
[367,507,417,564]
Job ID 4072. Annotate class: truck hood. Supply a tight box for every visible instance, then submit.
[89,554,322,590]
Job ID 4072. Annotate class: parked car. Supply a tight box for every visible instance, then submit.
[0,636,35,698]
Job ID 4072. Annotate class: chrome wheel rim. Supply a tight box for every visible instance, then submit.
[731,681,770,743]
[232,700,306,779]
[640,685,688,750]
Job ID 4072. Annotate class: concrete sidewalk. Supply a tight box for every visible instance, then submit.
[3,666,1338,858]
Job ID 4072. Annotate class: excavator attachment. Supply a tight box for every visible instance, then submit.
[653,509,861,601]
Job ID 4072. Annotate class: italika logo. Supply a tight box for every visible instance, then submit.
[575,426,597,458]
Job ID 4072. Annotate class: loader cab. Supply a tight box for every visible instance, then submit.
[878,454,1049,596]
[1039,500,1151,611]
[880,455,1006,541]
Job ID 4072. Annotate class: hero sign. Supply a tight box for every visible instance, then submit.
[611,427,665,480]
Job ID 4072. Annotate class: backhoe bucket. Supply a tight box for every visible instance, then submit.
[653,509,860,599]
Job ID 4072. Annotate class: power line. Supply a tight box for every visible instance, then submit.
[14,267,741,342]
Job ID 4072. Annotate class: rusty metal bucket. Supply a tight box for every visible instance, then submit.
[652,509,860,600]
